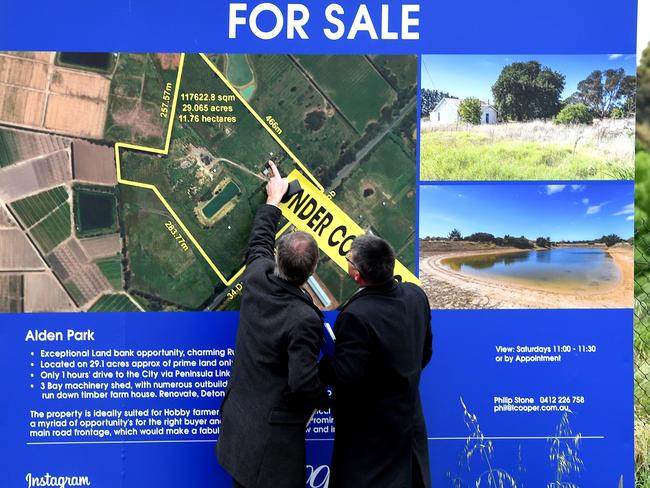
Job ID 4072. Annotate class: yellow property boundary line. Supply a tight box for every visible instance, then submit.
[114,53,324,287]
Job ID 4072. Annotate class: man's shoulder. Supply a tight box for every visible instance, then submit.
[399,281,427,298]
[342,281,428,313]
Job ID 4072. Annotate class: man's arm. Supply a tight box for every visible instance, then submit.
[319,311,371,387]
[286,315,329,408]
[245,161,288,265]
[245,205,281,265]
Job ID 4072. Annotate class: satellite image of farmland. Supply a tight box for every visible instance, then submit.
[0,52,417,312]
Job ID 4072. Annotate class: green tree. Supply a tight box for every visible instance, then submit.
[466,232,496,243]
[571,68,635,118]
[554,103,594,125]
[536,237,552,248]
[639,44,650,127]
[638,44,650,152]
[491,61,565,121]
[448,228,462,240]
[600,234,623,247]
[611,107,624,119]
[458,97,482,125]
[503,234,534,249]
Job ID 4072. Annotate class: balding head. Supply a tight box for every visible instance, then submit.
[275,231,319,285]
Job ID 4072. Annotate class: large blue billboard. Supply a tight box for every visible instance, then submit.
[0,0,637,486]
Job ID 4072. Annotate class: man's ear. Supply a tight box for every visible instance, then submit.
[350,268,361,283]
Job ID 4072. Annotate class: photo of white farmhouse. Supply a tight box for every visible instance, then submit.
[429,97,498,125]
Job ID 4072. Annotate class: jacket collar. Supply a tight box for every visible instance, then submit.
[340,278,399,311]
[270,274,324,319]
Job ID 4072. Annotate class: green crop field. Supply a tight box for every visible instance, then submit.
[296,55,397,133]
[179,55,285,170]
[121,54,296,278]
[246,54,358,187]
[96,256,122,289]
[62,280,84,305]
[420,130,634,180]
[316,259,358,303]
[11,186,68,228]
[0,129,19,167]
[0,275,23,312]
[121,146,266,279]
[89,294,140,312]
[121,186,219,309]
[114,53,416,308]
[30,203,71,253]
[104,53,175,147]
[369,55,418,92]
[335,133,415,261]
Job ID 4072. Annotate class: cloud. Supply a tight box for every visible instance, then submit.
[627,215,634,221]
[570,184,585,192]
[457,193,464,198]
[581,198,589,205]
[545,185,566,195]
[586,202,608,215]
[613,203,634,216]
[609,54,623,60]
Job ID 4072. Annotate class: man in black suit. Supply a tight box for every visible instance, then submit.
[217,162,328,488]
[320,235,433,488]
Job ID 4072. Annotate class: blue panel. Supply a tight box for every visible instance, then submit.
[0,0,637,54]
[0,309,633,486]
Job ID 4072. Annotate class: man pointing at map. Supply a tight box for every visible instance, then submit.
[216,161,328,488]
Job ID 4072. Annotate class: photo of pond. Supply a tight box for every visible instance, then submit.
[418,182,633,308]
[441,248,620,293]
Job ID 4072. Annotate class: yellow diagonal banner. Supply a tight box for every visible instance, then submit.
[279,170,420,285]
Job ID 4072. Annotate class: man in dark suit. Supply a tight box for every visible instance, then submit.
[320,235,433,488]
[217,162,328,488]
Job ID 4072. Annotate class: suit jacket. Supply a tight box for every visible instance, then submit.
[217,204,327,488]
[320,279,433,488]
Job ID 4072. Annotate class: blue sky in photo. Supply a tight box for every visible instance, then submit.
[419,183,634,241]
[421,54,637,103]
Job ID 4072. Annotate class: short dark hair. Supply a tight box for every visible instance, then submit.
[350,235,395,285]
[275,231,319,285]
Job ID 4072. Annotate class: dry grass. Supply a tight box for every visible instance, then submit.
[0,84,45,126]
[44,94,107,138]
[50,69,110,100]
[0,55,48,89]
[637,415,650,488]
[0,52,111,138]
[420,118,635,180]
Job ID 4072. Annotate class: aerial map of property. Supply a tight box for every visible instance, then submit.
[0,52,417,312]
